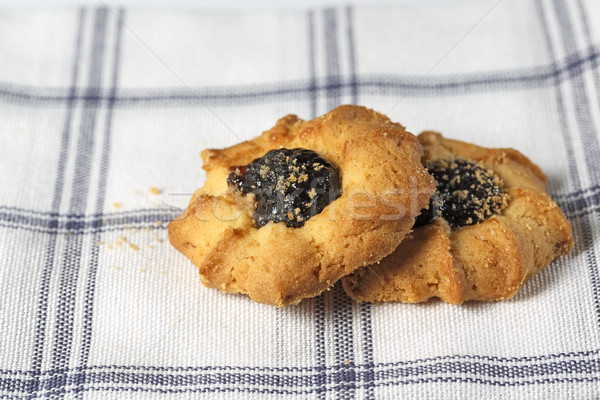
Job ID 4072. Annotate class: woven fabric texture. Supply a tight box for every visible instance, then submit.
[1,1,599,398]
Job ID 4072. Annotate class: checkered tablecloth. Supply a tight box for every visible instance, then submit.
[1,0,599,398]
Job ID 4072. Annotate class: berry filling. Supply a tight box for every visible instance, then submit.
[415,158,506,228]
[227,148,342,228]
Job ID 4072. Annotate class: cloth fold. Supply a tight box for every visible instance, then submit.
[0,0,599,398]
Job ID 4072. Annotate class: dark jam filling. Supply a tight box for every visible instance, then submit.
[415,158,506,228]
[227,148,342,228]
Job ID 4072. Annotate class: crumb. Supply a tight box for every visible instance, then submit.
[149,187,161,195]
[129,243,139,251]
[113,202,121,209]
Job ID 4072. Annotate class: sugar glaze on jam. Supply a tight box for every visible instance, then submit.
[227,148,342,228]
[415,158,506,228]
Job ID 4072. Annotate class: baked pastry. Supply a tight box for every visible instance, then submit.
[168,106,435,307]
[342,131,573,304]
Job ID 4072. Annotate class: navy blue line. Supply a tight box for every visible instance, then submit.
[323,8,357,399]
[78,12,124,399]
[576,0,600,113]
[550,0,600,336]
[30,8,85,397]
[323,9,357,399]
[553,183,600,200]
[360,302,375,400]
[3,347,600,377]
[0,221,168,237]
[0,187,596,234]
[553,0,600,187]
[50,10,108,400]
[0,44,599,108]
[324,8,342,112]
[307,10,317,118]
[347,6,373,399]
[2,357,600,395]
[312,8,327,397]
[332,284,356,399]
[535,2,582,193]
[314,296,326,394]
[3,376,599,399]
[1,199,596,238]
[0,211,175,234]
[0,180,597,221]
[0,206,177,220]
[346,5,358,105]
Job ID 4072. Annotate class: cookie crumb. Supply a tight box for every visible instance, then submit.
[149,187,161,195]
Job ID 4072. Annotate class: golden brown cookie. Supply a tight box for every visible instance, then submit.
[168,106,435,307]
[342,131,573,304]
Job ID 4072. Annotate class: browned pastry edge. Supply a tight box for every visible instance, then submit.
[168,106,435,307]
[342,131,574,304]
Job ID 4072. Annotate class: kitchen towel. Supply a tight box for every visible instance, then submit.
[1,0,599,398]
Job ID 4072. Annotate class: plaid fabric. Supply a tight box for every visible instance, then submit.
[1,1,599,398]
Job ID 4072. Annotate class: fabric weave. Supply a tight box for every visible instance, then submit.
[1,1,599,398]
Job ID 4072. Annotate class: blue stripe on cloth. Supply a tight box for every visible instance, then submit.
[549,0,600,336]
[0,5,596,398]
[323,9,357,399]
[1,181,597,220]
[0,210,176,235]
[0,205,180,219]
[0,188,596,233]
[360,302,375,400]
[1,377,598,398]
[345,6,358,105]
[30,8,86,398]
[314,295,327,394]
[3,347,600,376]
[324,8,342,112]
[77,11,124,400]
[48,9,108,400]
[552,0,600,187]
[307,10,317,118]
[346,7,373,399]
[2,356,600,396]
[0,44,598,108]
[332,284,356,398]
[575,0,600,113]
[535,0,600,348]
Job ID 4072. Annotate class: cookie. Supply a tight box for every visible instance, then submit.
[168,106,435,307]
[342,131,574,304]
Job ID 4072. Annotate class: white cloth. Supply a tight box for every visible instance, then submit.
[1,1,600,398]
